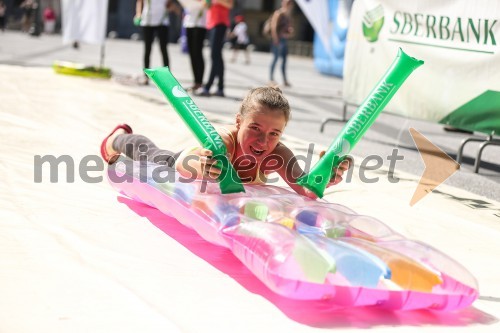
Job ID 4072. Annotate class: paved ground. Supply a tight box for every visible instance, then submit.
[1,31,499,201]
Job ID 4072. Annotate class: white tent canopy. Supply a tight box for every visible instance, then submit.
[295,0,332,55]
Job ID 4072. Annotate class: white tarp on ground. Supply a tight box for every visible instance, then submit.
[62,0,108,45]
[343,0,500,122]
[1,64,500,332]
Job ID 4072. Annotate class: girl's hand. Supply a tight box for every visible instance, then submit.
[192,147,222,181]
[176,147,221,181]
[318,151,353,187]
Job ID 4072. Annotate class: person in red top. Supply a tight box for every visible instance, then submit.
[195,0,233,97]
[43,6,56,34]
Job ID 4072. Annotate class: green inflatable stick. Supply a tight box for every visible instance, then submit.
[297,48,424,198]
[145,67,245,194]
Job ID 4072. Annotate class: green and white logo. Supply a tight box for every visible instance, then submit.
[172,85,188,98]
[362,4,385,42]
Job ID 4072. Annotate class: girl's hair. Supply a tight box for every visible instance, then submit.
[239,87,291,123]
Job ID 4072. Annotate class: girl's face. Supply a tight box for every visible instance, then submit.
[236,104,287,162]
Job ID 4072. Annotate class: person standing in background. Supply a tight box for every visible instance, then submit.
[269,0,294,87]
[182,0,208,92]
[135,0,176,85]
[43,5,56,34]
[20,0,36,33]
[0,1,6,32]
[195,0,233,97]
[229,15,250,64]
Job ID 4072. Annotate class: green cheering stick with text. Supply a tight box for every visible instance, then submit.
[145,67,245,194]
[297,48,424,198]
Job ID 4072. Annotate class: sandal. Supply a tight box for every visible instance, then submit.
[100,124,133,164]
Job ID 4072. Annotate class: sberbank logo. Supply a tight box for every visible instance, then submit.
[172,85,188,98]
[362,4,385,42]
[388,11,497,54]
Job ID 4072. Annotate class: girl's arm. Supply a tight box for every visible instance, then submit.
[175,127,234,181]
[273,145,318,199]
[175,147,221,181]
[274,145,351,199]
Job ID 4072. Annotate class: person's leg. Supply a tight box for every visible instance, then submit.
[186,28,198,87]
[157,25,170,67]
[187,27,206,88]
[26,11,33,30]
[211,25,227,93]
[203,28,217,92]
[113,133,179,167]
[142,26,155,69]
[269,42,279,83]
[22,14,28,32]
[193,27,206,86]
[244,44,251,64]
[231,47,238,62]
[280,38,290,86]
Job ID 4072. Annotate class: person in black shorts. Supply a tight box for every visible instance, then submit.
[229,15,251,64]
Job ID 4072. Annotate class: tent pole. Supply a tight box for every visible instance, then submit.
[100,44,105,68]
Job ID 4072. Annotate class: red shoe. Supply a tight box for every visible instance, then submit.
[100,124,133,164]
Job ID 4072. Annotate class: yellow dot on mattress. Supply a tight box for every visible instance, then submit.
[277,217,295,229]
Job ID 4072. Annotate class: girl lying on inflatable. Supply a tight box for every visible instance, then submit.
[101,84,478,311]
[101,51,478,310]
[101,86,351,198]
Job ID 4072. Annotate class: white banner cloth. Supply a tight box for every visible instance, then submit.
[343,0,500,122]
[295,0,332,55]
[62,0,109,45]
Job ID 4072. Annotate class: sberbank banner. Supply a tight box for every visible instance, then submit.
[343,0,500,135]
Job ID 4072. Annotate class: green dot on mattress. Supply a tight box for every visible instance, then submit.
[244,201,269,221]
